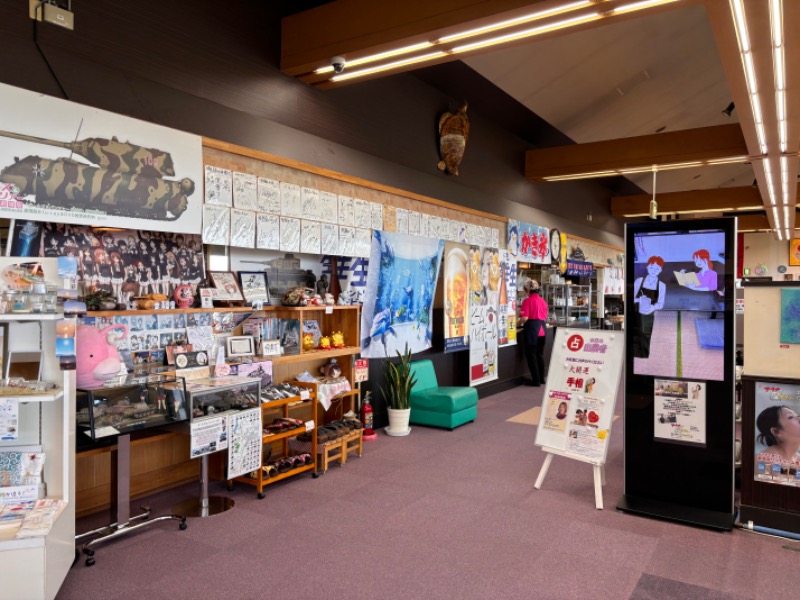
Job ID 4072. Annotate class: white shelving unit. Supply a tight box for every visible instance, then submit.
[0,259,76,600]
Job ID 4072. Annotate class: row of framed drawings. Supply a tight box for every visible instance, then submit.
[202,165,502,253]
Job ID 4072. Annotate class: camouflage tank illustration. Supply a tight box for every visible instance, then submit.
[0,130,195,220]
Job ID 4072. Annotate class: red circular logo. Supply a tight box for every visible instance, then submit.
[566,334,584,352]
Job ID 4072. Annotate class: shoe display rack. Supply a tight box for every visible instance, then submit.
[290,426,363,474]
[229,385,318,498]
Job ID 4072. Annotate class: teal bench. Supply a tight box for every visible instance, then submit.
[408,360,478,430]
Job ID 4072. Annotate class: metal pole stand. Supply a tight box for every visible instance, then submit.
[171,453,235,518]
[79,434,187,566]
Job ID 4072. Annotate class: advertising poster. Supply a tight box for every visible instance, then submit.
[514,221,550,264]
[0,399,19,441]
[467,244,500,385]
[190,416,228,458]
[360,231,443,358]
[507,219,519,257]
[443,242,470,353]
[498,250,517,347]
[754,381,800,488]
[0,83,202,234]
[780,289,800,344]
[535,329,624,463]
[226,408,262,479]
[653,379,706,446]
[36,225,205,303]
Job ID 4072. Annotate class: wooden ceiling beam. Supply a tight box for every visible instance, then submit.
[525,124,748,182]
[610,186,768,217]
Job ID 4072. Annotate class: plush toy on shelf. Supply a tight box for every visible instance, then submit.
[331,331,345,348]
[76,324,129,389]
[319,335,332,350]
[302,332,316,351]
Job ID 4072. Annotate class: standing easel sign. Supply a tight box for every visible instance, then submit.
[534,328,624,508]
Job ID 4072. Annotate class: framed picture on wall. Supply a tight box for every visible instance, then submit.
[209,271,244,301]
[237,271,270,307]
[789,239,800,266]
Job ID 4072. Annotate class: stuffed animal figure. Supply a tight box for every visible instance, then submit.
[76,324,129,389]
[174,284,194,309]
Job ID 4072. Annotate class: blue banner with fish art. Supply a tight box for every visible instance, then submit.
[360,231,444,358]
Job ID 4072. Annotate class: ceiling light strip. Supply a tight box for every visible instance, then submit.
[438,0,593,44]
[321,0,688,82]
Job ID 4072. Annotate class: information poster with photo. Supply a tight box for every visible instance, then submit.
[535,329,624,463]
[754,381,800,489]
[498,250,517,347]
[653,379,706,446]
[468,245,500,385]
[443,241,469,353]
[190,416,228,458]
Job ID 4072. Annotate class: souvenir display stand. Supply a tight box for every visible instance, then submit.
[618,218,736,531]
[738,281,800,534]
[173,377,261,516]
[0,313,76,600]
[76,374,189,566]
[542,282,592,328]
[534,328,623,509]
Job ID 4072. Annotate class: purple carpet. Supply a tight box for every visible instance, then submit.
[57,386,800,599]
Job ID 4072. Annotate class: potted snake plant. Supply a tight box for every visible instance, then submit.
[382,343,417,436]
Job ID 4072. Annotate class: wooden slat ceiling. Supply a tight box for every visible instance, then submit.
[281,0,800,236]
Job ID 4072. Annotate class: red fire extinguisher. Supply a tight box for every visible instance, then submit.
[361,392,374,436]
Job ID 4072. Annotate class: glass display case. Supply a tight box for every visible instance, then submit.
[184,376,261,421]
[77,374,187,440]
[543,282,592,327]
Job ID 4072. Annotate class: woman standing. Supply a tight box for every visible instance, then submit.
[633,256,667,359]
[518,279,549,387]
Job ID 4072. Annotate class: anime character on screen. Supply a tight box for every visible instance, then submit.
[756,405,800,467]
[680,249,718,292]
[632,255,667,359]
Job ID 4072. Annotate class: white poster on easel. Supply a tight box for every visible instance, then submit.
[535,329,624,463]
[534,329,624,508]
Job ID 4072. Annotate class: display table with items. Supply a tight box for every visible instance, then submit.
[76,374,188,566]
[173,376,261,515]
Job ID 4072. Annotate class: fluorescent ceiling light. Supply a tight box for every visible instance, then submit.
[778,230,784,240]
[612,0,684,15]
[771,0,783,48]
[736,206,765,211]
[730,0,750,53]
[330,51,447,82]
[438,0,592,43]
[451,13,598,54]
[314,42,434,74]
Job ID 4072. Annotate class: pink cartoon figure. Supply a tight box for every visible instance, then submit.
[76,324,129,389]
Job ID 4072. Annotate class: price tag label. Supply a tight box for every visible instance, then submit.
[299,389,310,400]
[325,306,333,314]
[305,420,315,432]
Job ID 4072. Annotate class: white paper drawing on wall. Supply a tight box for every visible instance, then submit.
[371,202,384,231]
[338,195,354,226]
[280,216,301,252]
[301,187,321,221]
[233,171,257,210]
[202,205,230,245]
[396,208,409,234]
[458,221,469,245]
[354,199,371,229]
[257,177,281,214]
[449,219,460,242]
[491,227,500,249]
[256,213,280,250]
[429,216,441,239]
[280,182,302,218]
[408,211,420,237]
[354,228,372,258]
[321,222,339,256]
[319,191,338,224]
[0,83,203,233]
[301,219,321,254]
[420,213,430,238]
[230,208,256,248]
[339,226,355,256]
[205,166,232,207]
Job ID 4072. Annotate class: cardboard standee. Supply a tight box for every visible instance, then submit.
[533,328,624,509]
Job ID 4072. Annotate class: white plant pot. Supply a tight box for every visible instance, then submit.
[386,407,411,436]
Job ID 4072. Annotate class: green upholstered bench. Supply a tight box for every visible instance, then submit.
[408,360,478,430]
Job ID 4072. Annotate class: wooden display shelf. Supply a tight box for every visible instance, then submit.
[268,346,361,364]
[0,312,62,321]
[234,461,315,490]
[262,427,306,444]
[0,389,63,403]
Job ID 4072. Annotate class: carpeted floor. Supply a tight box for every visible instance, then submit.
[57,386,799,600]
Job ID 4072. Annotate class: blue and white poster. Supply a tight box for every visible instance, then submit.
[360,231,443,358]
[513,221,550,264]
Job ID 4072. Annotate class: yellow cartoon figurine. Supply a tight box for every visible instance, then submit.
[319,335,332,350]
[302,332,315,351]
[331,331,345,348]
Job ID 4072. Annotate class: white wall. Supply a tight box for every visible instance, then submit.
[742,233,800,280]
